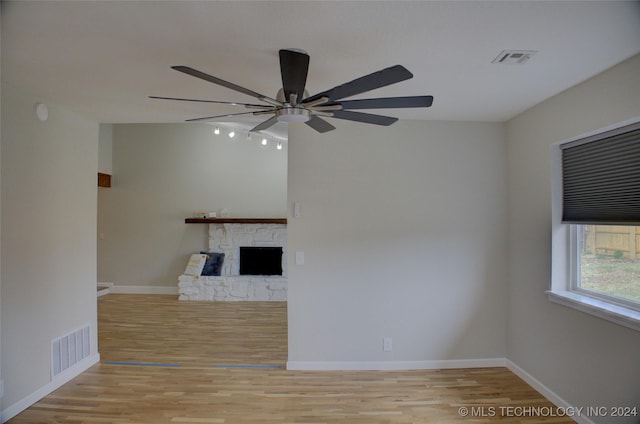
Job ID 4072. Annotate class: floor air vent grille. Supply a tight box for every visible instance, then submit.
[51,325,91,377]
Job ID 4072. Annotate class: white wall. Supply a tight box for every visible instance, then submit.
[506,54,640,422]
[98,124,113,175]
[287,120,508,365]
[0,7,3,411]
[1,83,99,409]
[98,123,287,288]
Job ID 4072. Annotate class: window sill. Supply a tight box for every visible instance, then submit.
[546,290,640,333]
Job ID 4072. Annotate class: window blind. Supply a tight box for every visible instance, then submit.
[561,123,640,224]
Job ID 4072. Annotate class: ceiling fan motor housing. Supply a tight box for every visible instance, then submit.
[276,107,310,123]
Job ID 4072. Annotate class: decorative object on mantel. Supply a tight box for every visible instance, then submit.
[193,211,218,218]
[98,172,112,187]
[185,218,287,224]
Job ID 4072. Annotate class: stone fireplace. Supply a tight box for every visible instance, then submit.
[178,222,287,301]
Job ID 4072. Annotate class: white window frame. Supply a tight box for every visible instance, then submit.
[548,118,640,333]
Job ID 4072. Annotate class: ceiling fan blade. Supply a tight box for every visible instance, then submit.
[149,96,268,108]
[337,96,433,110]
[305,116,336,133]
[280,49,310,105]
[329,110,398,126]
[172,66,282,106]
[251,116,279,132]
[303,65,413,103]
[307,104,343,112]
[302,96,330,108]
[185,111,261,122]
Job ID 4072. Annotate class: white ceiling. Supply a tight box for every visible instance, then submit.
[3,1,640,139]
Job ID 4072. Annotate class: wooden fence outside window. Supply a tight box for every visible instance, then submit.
[582,225,640,259]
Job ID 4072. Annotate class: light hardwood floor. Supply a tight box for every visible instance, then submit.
[9,294,574,423]
[98,294,288,367]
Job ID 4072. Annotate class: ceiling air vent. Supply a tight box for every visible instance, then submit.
[492,50,537,65]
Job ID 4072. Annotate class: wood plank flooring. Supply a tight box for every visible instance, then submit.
[98,295,287,367]
[8,295,575,423]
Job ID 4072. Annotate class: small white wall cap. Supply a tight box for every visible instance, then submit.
[34,102,49,121]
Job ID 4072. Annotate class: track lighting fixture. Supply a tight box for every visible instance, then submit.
[211,124,286,149]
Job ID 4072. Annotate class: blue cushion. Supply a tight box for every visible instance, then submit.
[200,252,225,276]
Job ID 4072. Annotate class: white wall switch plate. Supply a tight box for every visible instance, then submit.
[295,251,305,265]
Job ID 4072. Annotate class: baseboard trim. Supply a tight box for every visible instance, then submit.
[505,359,596,424]
[109,285,178,295]
[97,282,112,297]
[286,357,506,371]
[97,288,111,297]
[1,353,100,423]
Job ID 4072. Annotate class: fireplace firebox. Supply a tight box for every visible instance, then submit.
[239,247,283,276]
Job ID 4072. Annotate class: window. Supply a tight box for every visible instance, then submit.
[573,225,640,310]
[549,119,640,332]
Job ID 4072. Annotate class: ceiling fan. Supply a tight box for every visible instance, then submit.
[150,49,434,134]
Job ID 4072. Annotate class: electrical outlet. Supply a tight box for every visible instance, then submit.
[383,337,393,352]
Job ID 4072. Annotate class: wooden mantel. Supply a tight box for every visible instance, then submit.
[185,218,287,224]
